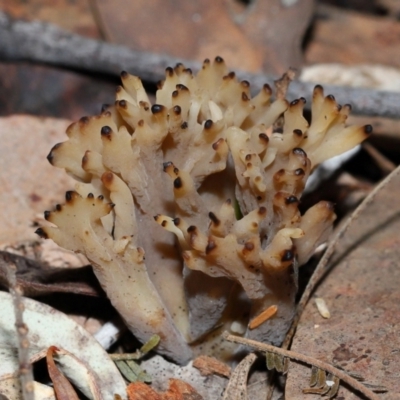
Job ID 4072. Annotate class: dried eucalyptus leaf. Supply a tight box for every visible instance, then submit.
[0,292,126,400]
[222,353,257,400]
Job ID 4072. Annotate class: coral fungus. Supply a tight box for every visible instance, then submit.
[37,57,371,364]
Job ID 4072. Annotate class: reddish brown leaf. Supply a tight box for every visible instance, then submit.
[46,346,80,400]
[127,379,203,400]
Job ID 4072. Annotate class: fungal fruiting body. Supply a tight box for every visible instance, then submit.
[37,57,371,364]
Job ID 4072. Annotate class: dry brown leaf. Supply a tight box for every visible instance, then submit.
[192,355,231,378]
[127,379,203,400]
[286,166,400,398]
[47,346,80,400]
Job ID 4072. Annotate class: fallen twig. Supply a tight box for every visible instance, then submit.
[1,12,400,119]
[224,332,381,400]
[1,254,35,400]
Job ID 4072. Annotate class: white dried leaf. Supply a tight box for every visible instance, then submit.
[0,378,55,400]
[0,292,126,400]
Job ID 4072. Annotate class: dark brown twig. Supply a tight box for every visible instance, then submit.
[0,12,400,119]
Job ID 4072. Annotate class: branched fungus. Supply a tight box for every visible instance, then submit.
[37,57,371,363]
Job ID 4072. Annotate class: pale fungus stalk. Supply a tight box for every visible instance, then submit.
[37,56,371,363]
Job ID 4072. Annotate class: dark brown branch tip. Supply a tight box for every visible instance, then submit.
[173,105,181,115]
[163,161,173,171]
[208,212,220,225]
[176,84,188,91]
[102,171,114,184]
[212,138,224,150]
[295,168,305,176]
[326,94,336,102]
[120,70,128,79]
[241,80,250,88]
[174,62,183,69]
[173,218,180,226]
[187,225,196,233]
[165,66,174,77]
[183,68,192,75]
[180,122,188,129]
[101,104,110,113]
[344,103,352,111]
[293,148,307,156]
[44,211,51,220]
[87,193,94,199]
[293,129,303,136]
[281,249,294,262]
[203,58,210,64]
[204,119,213,129]
[47,143,61,164]
[242,92,249,101]
[151,104,164,114]
[215,56,224,63]
[285,195,298,205]
[290,99,299,107]
[118,100,127,109]
[172,90,178,98]
[79,116,90,124]
[364,124,373,134]
[206,239,216,254]
[35,228,48,239]
[258,206,267,215]
[173,177,183,189]
[55,204,62,211]
[244,242,254,251]
[65,191,75,202]
[259,133,269,142]
[101,125,112,136]
[98,195,104,200]
[263,83,272,95]
[314,84,324,93]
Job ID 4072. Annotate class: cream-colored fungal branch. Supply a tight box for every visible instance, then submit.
[38,57,371,363]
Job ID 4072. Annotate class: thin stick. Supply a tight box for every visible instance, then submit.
[1,254,35,400]
[1,12,400,119]
[224,332,381,400]
[283,165,400,350]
